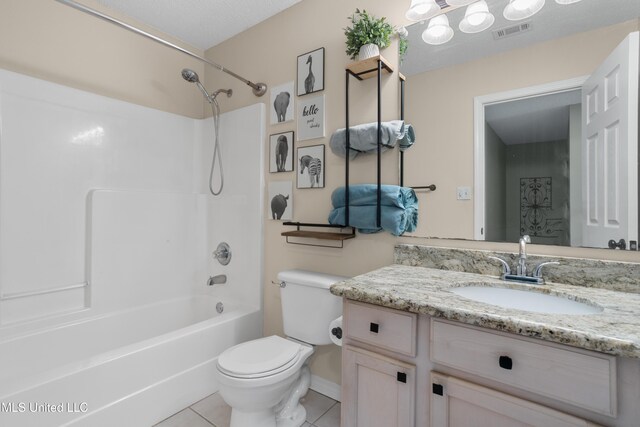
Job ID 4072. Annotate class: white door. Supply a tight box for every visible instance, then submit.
[581,32,639,248]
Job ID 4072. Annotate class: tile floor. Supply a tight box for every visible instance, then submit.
[154,390,340,427]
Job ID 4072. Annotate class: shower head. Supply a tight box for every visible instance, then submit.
[181,68,200,83]
[181,68,212,101]
[181,68,232,102]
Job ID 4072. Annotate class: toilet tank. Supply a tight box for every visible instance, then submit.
[277,269,346,345]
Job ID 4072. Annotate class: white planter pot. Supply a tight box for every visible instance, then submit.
[358,43,379,60]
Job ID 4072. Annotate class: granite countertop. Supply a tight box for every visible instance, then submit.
[330,265,640,358]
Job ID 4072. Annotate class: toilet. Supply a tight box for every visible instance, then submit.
[215,269,346,427]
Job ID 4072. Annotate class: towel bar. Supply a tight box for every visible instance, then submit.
[411,184,436,191]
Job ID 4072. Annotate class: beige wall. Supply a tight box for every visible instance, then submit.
[207,4,640,388]
[206,0,409,387]
[0,0,206,118]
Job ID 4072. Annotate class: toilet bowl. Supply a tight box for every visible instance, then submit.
[215,336,314,427]
[214,270,346,427]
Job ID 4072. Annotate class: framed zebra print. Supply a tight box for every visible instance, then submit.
[269,131,294,173]
[297,144,325,189]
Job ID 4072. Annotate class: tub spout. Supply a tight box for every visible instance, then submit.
[207,274,227,286]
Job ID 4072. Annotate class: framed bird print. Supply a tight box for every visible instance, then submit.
[296,47,324,96]
[269,131,294,173]
[297,144,325,189]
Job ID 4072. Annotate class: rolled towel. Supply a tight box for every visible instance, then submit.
[330,120,414,160]
[404,207,418,233]
[328,205,417,236]
[398,124,415,152]
[331,185,418,210]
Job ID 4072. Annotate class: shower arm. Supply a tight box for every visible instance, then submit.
[54,0,267,97]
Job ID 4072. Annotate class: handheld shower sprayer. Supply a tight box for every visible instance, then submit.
[181,69,232,103]
[181,68,232,196]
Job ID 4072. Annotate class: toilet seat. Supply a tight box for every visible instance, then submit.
[217,336,302,379]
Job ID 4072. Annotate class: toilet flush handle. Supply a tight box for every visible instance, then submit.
[271,280,286,288]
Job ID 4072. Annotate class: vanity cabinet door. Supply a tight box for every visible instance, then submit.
[430,372,597,427]
[342,345,416,427]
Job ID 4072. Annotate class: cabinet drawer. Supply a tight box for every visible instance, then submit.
[430,320,616,416]
[345,301,417,356]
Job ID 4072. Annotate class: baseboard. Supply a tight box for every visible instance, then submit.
[310,375,341,402]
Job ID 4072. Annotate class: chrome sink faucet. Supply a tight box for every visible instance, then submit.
[517,235,531,276]
[488,235,560,285]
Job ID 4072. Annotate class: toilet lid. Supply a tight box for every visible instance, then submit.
[217,336,301,378]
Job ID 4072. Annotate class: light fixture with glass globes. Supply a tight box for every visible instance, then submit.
[405,0,441,22]
[422,14,454,45]
[503,0,546,21]
[459,0,495,33]
[406,0,582,46]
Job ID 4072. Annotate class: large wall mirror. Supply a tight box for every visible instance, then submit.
[400,0,639,249]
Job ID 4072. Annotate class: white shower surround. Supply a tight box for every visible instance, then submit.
[0,69,265,425]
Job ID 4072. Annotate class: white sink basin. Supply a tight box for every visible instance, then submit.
[450,286,602,315]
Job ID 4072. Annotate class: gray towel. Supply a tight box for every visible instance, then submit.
[329,120,416,160]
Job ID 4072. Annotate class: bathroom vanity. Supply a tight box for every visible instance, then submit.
[331,246,640,427]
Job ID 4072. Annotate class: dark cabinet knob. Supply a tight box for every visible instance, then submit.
[397,372,407,383]
[369,322,379,333]
[499,355,513,370]
[432,383,444,395]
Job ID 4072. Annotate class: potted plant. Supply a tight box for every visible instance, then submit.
[344,9,394,61]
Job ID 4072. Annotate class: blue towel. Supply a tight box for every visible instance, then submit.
[330,120,416,160]
[331,185,418,209]
[398,124,415,152]
[328,205,418,236]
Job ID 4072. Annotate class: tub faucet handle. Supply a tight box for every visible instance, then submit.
[212,242,231,265]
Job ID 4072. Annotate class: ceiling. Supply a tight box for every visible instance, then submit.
[401,0,640,76]
[94,0,303,50]
[485,89,581,145]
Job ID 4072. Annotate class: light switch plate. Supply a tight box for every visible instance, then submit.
[457,186,471,200]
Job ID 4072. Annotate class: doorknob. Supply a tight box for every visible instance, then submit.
[608,239,626,250]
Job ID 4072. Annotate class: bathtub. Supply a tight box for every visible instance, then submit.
[0,295,262,427]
